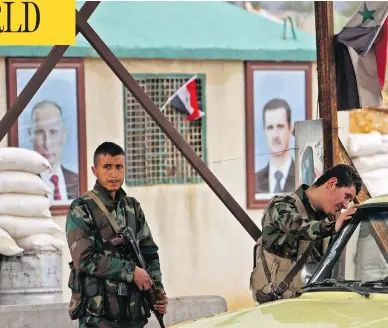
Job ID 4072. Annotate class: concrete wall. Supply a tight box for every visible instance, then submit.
[0,296,227,328]
[0,58,351,311]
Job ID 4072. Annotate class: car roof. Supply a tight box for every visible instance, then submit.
[359,194,388,210]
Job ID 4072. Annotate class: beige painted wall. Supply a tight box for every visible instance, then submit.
[0,57,351,310]
[65,58,324,309]
[78,58,263,309]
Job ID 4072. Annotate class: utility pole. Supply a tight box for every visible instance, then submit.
[314,1,388,271]
[314,1,339,169]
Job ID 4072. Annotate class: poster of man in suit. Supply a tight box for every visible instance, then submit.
[28,100,79,201]
[255,98,295,194]
[16,67,80,205]
[253,69,307,201]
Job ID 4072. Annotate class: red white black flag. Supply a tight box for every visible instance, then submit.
[161,75,204,121]
[335,1,388,110]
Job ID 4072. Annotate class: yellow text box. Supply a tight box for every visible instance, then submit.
[0,0,75,45]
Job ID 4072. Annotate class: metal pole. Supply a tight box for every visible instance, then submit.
[75,11,261,241]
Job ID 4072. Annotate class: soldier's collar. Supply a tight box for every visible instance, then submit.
[298,184,325,219]
[93,180,127,208]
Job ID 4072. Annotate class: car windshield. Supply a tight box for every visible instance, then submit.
[304,204,388,294]
[350,214,388,283]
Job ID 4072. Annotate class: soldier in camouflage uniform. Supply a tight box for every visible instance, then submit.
[250,164,362,303]
[66,142,167,327]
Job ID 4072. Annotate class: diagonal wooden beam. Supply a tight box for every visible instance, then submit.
[0,1,100,142]
[75,10,261,241]
[338,140,388,264]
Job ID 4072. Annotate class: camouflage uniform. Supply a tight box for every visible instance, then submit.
[66,181,163,328]
[250,184,336,302]
[261,184,335,261]
[79,316,146,328]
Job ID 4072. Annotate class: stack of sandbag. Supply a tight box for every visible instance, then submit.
[348,131,388,197]
[0,147,65,255]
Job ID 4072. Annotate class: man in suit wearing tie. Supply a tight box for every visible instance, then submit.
[255,98,295,194]
[28,100,79,201]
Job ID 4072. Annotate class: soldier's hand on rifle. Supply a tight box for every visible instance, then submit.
[133,266,153,291]
[154,289,168,314]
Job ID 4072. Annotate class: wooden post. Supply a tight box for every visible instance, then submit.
[314,1,343,278]
[314,1,339,169]
[314,1,388,272]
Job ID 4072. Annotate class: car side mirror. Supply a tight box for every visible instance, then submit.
[301,262,319,285]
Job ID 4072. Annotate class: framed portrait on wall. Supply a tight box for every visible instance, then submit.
[245,62,312,209]
[6,58,87,215]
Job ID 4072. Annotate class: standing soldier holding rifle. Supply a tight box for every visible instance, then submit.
[66,141,167,328]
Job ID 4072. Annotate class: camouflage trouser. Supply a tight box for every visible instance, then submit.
[78,315,147,328]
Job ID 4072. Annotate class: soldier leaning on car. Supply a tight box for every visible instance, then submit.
[250,164,362,303]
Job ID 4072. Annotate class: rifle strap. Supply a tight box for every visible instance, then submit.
[122,197,138,236]
[260,243,272,283]
[259,239,316,297]
[274,240,316,296]
[258,191,316,297]
[86,191,121,234]
[290,193,308,220]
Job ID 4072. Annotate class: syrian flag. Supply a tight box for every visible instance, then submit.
[335,2,388,111]
[161,75,204,121]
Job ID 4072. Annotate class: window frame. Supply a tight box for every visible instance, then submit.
[123,73,207,186]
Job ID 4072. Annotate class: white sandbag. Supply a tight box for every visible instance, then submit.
[0,228,23,256]
[0,171,50,195]
[361,171,388,198]
[348,132,388,157]
[0,194,51,218]
[362,181,387,198]
[382,135,388,143]
[16,233,65,251]
[362,168,388,180]
[352,153,388,173]
[0,215,62,239]
[0,147,51,174]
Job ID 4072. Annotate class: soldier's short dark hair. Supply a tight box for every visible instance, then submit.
[94,142,125,166]
[263,98,291,126]
[312,164,362,195]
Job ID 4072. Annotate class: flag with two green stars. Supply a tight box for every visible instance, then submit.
[335,2,388,110]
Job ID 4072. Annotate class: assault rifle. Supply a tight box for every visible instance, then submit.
[111,227,166,328]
